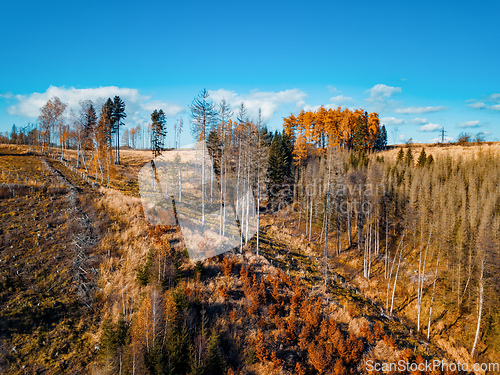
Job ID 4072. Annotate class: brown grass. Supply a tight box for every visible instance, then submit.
[382,142,500,163]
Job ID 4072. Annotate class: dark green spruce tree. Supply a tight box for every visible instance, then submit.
[353,116,367,151]
[150,109,167,185]
[268,132,286,187]
[111,96,126,164]
[405,147,414,166]
[396,147,405,164]
[206,128,222,175]
[267,131,294,208]
[417,148,427,167]
[375,125,388,150]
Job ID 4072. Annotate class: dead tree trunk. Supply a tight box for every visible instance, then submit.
[471,259,484,358]
[427,246,441,340]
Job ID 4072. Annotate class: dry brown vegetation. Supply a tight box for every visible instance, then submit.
[0,145,109,373]
[4,143,499,374]
[381,142,500,162]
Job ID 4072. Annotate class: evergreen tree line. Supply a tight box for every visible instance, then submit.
[1,123,40,145]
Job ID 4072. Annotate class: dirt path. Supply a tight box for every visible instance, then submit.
[40,157,101,306]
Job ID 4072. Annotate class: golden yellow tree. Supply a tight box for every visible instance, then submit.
[283,113,298,139]
[293,134,308,166]
[367,112,381,147]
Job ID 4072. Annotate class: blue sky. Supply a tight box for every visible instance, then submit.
[1,0,499,145]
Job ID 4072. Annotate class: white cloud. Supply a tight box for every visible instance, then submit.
[6,85,185,128]
[428,135,455,143]
[466,94,500,110]
[380,117,404,125]
[0,93,14,99]
[327,86,340,94]
[142,100,184,117]
[303,91,354,112]
[409,117,428,125]
[467,101,487,109]
[7,85,147,118]
[208,88,307,121]
[302,104,323,112]
[395,106,448,114]
[488,93,500,102]
[419,123,442,132]
[329,94,353,107]
[398,134,406,140]
[365,84,402,102]
[457,120,480,128]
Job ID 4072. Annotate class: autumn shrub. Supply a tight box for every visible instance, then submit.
[218,284,228,299]
[308,342,330,373]
[360,320,375,344]
[222,256,235,277]
[383,334,398,349]
[270,351,282,370]
[254,330,268,362]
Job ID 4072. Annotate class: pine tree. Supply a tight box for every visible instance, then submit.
[260,125,273,147]
[206,128,222,174]
[10,124,17,144]
[268,132,286,186]
[396,147,405,164]
[202,333,227,374]
[111,96,127,164]
[426,154,434,166]
[353,115,367,151]
[375,125,388,150]
[190,89,218,226]
[151,109,167,160]
[417,148,427,167]
[404,147,413,166]
[190,89,218,142]
[236,102,247,124]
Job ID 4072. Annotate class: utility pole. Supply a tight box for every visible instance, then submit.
[441,128,446,143]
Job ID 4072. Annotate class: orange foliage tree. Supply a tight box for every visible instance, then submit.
[283,106,381,163]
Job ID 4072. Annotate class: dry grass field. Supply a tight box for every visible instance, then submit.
[382,142,500,161]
